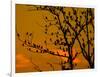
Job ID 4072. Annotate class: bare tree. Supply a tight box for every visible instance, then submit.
[28,6,94,69]
[16,5,94,70]
[26,6,81,69]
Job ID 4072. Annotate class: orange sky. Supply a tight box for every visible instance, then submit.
[15,4,92,72]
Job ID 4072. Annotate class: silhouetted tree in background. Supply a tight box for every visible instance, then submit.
[28,5,94,69]
[16,5,94,70]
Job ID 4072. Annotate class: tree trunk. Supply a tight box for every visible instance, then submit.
[88,61,94,68]
[68,46,73,69]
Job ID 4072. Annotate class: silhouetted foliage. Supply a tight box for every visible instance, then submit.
[17,5,94,70]
[30,6,94,69]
